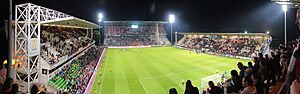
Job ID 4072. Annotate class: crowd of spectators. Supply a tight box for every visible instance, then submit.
[104,24,170,46]
[0,77,18,94]
[180,37,265,57]
[49,47,101,94]
[104,25,166,35]
[40,26,92,64]
[170,39,300,94]
[105,36,156,46]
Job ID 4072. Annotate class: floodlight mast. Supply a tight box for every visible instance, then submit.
[7,0,13,80]
[169,14,175,45]
[175,31,178,45]
[98,13,103,45]
[282,5,287,44]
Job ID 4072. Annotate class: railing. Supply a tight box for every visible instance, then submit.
[278,81,290,94]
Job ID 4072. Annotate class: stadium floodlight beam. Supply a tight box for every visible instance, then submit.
[169,14,175,45]
[98,13,103,45]
[282,5,287,44]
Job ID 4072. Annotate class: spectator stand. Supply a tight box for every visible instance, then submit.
[84,48,106,94]
[103,21,171,47]
[176,33,272,59]
[14,3,99,93]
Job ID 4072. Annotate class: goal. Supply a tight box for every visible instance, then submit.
[200,74,223,89]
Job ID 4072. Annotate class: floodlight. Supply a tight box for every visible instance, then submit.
[282,5,288,12]
[98,13,103,22]
[266,31,270,34]
[169,14,175,23]
[244,31,248,34]
[131,25,138,28]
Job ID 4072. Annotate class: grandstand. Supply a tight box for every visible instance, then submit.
[47,47,101,93]
[13,3,101,93]
[103,21,171,47]
[176,33,272,58]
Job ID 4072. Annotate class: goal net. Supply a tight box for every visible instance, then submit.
[200,74,223,89]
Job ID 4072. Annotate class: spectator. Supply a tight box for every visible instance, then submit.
[48,47,102,93]
[169,88,178,94]
[273,51,282,78]
[30,84,38,94]
[193,87,199,94]
[258,56,268,81]
[40,26,92,65]
[0,64,7,85]
[225,70,243,93]
[253,57,260,74]
[11,84,20,94]
[179,36,266,58]
[248,62,254,70]
[39,91,46,94]
[103,24,169,46]
[184,80,198,94]
[245,68,253,79]
[208,81,223,94]
[1,82,12,94]
[241,77,256,94]
[237,62,247,78]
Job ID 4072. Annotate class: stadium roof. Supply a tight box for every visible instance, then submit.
[41,17,99,29]
[14,3,99,29]
[103,21,168,25]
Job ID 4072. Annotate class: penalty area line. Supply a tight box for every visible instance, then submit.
[139,79,149,94]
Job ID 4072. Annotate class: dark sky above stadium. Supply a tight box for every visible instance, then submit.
[1,0,300,42]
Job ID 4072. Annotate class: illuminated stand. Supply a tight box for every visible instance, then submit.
[15,3,98,93]
[103,21,171,47]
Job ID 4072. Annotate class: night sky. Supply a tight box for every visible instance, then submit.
[0,0,300,43]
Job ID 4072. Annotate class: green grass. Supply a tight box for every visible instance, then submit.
[91,47,250,94]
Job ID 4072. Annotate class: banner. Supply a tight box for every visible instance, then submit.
[28,38,40,56]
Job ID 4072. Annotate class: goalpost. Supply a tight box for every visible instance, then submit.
[200,74,223,89]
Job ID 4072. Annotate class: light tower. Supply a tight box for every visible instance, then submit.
[282,5,288,44]
[169,14,175,45]
[175,31,178,45]
[98,13,103,45]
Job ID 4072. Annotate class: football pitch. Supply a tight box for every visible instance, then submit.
[91,47,250,94]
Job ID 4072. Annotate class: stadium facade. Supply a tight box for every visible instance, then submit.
[14,3,98,93]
